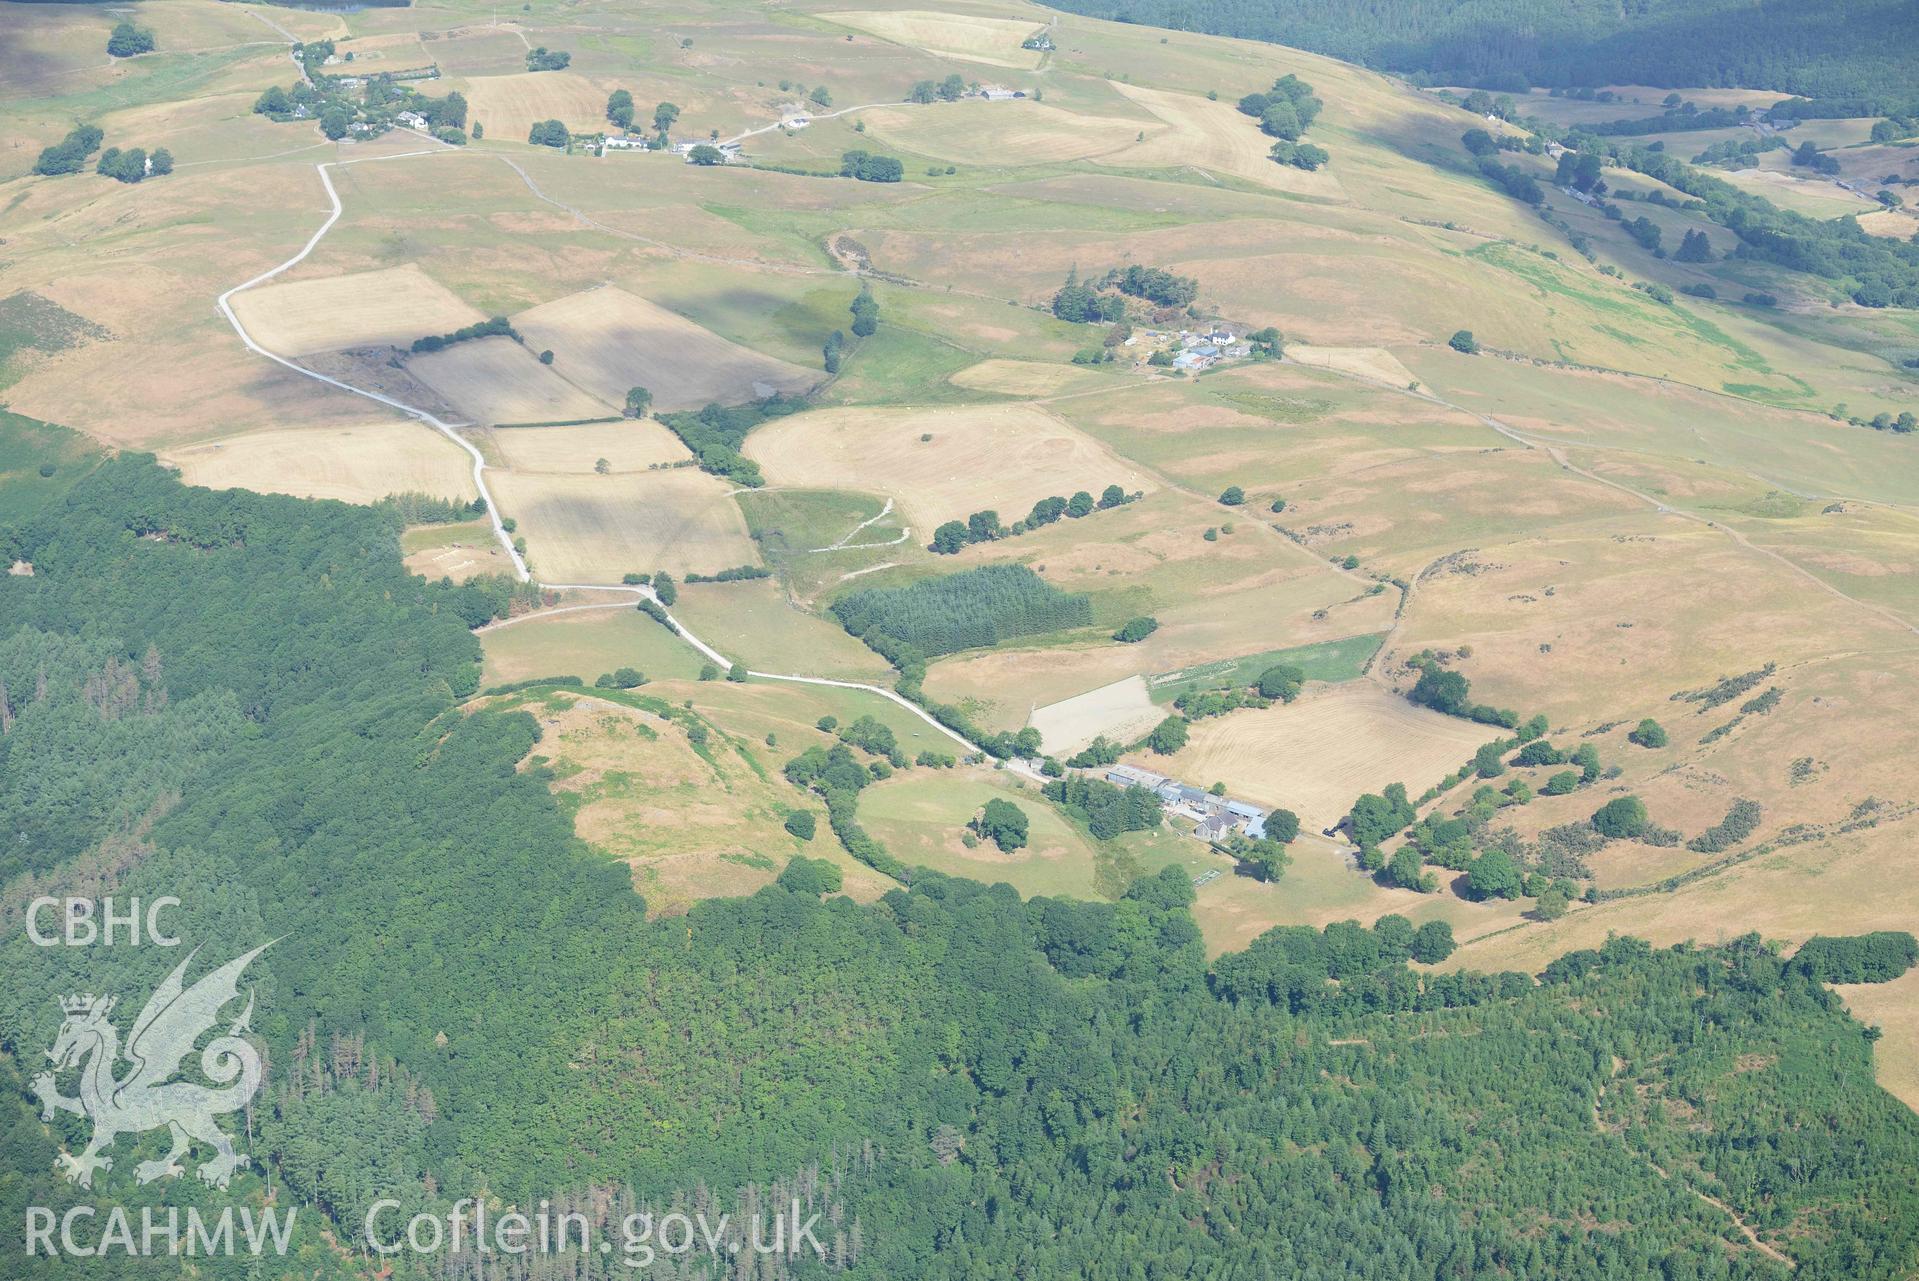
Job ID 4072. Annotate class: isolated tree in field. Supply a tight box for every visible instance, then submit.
[606,89,635,131]
[108,22,156,57]
[1672,228,1713,262]
[972,798,1029,852]
[1592,795,1649,838]
[1542,770,1579,795]
[1573,741,1603,782]
[727,662,747,682]
[593,458,611,475]
[537,349,554,365]
[1257,663,1305,702]
[1269,141,1329,170]
[783,811,817,842]
[1512,740,1564,767]
[1148,716,1189,755]
[687,144,723,165]
[1449,329,1478,354]
[97,147,149,183]
[849,285,879,336]
[1628,718,1669,748]
[1239,838,1291,882]
[1219,485,1246,506]
[525,47,570,71]
[623,386,652,418]
[1113,617,1158,644]
[809,86,832,108]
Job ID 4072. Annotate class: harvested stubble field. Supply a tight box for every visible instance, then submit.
[479,420,692,473]
[860,100,1148,167]
[403,522,514,584]
[820,10,1045,68]
[948,359,1113,397]
[744,403,1154,531]
[511,286,819,414]
[488,465,758,582]
[1284,345,1418,387]
[407,335,616,426]
[230,264,485,356]
[160,422,477,504]
[458,71,619,141]
[1101,82,1345,197]
[1027,674,1164,757]
[1140,681,1501,830]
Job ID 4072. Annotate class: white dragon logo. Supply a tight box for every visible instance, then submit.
[31,943,269,1190]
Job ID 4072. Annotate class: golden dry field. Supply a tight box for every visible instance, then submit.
[458,71,618,142]
[489,465,758,581]
[477,420,692,473]
[1139,683,1502,830]
[745,403,1155,531]
[820,10,1046,68]
[160,421,476,503]
[231,264,486,356]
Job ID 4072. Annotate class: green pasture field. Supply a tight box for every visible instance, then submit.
[1147,633,1386,703]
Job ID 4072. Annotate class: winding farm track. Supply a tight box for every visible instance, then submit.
[214,151,1029,775]
[218,111,1914,793]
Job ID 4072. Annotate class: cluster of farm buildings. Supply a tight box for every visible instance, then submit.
[1124,325,1252,372]
[1102,765,1271,843]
